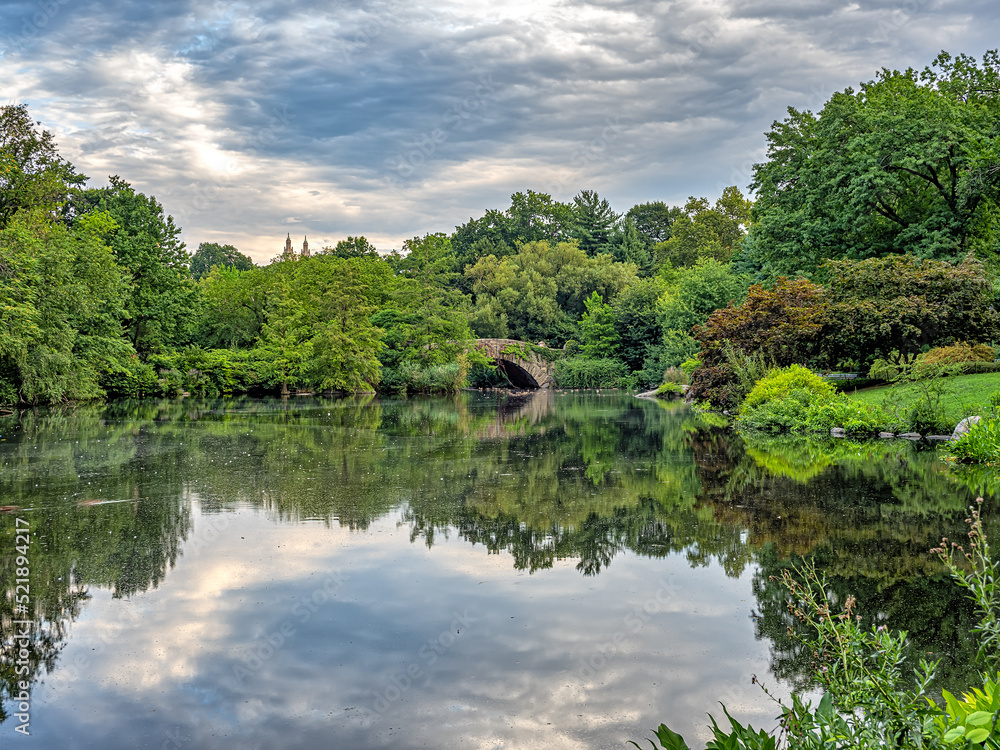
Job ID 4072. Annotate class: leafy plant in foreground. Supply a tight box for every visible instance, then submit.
[632,502,1000,749]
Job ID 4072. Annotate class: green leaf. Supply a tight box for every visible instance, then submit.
[944,726,966,743]
[966,727,990,744]
[652,723,691,750]
[967,711,993,727]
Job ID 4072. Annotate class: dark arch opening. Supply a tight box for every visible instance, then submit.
[496,359,540,389]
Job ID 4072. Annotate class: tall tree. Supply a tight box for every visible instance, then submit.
[74,177,198,355]
[189,242,254,281]
[571,189,620,256]
[0,104,86,229]
[465,240,637,345]
[750,50,1000,276]
[325,236,380,259]
[626,201,678,247]
[578,291,619,359]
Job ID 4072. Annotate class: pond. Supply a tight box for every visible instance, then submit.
[0,391,993,749]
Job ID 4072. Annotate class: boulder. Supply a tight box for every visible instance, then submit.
[953,415,981,440]
[879,432,895,439]
[830,427,846,437]
[898,432,922,440]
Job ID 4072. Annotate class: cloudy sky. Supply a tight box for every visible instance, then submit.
[1,0,996,262]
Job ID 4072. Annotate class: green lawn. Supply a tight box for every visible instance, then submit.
[845,372,1000,431]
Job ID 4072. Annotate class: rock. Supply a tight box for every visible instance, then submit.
[634,389,658,399]
[925,435,954,442]
[898,432,922,440]
[953,415,981,439]
[830,427,846,437]
[879,432,895,438]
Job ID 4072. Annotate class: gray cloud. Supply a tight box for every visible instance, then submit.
[1,0,996,260]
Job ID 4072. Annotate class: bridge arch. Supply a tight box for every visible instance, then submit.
[474,339,555,389]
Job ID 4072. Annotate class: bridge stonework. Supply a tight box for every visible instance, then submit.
[474,339,555,389]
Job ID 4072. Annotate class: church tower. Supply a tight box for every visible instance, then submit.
[302,236,310,257]
[284,233,293,256]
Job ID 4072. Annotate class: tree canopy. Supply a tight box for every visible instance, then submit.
[750,50,1000,277]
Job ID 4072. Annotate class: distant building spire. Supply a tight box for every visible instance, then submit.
[284,233,292,255]
[302,235,310,257]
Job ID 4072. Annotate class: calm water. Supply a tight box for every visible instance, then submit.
[0,391,993,749]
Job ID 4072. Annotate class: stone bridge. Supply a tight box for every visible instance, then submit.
[474,339,556,389]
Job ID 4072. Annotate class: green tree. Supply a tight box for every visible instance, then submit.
[626,201,678,247]
[466,241,637,346]
[308,264,384,392]
[653,189,751,270]
[74,177,198,355]
[196,266,272,349]
[452,190,574,274]
[823,254,999,369]
[611,215,653,275]
[257,277,311,395]
[189,242,254,281]
[578,291,620,359]
[611,277,664,373]
[658,258,750,334]
[571,189,620,256]
[0,104,86,229]
[0,209,131,403]
[325,235,380,259]
[750,50,1000,276]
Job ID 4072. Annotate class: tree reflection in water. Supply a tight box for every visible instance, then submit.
[0,392,995,721]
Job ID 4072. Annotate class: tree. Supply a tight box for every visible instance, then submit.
[750,50,1000,276]
[571,190,620,256]
[689,278,828,406]
[308,264,384,392]
[626,201,678,247]
[451,190,574,273]
[0,209,131,403]
[189,242,254,281]
[257,276,310,395]
[0,104,86,229]
[658,258,750,334]
[610,216,653,275]
[73,177,198,355]
[823,254,999,369]
[196,266,272,349]
[653,189,751,270]
[578,291,620,359]
[325,236,380,259]
[466,241,637,346]
[611,277,664,373]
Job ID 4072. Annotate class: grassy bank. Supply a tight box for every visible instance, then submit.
[845,371,1000,430]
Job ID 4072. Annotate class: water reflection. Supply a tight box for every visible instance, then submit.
[0,393,996,746]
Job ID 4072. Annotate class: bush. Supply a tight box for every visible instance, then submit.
[742,364,834,410]
[378,361,466,394]
[919,341,995,365]
[947,417,1000,464]
[553,357,627,388]
[739,387,893,435]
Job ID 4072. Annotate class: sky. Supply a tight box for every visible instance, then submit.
[1,0,997,263]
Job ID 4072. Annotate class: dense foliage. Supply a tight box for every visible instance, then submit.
[1,48,998,405]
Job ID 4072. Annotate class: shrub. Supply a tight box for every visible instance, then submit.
[688,277,827,406]
[553,357,627,388]
[742,364,834,410]
[739,388,894,435]
[919,341,995,365]
[947,417,1000,464]
[661,367,689,386]
[653,382,685,399]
